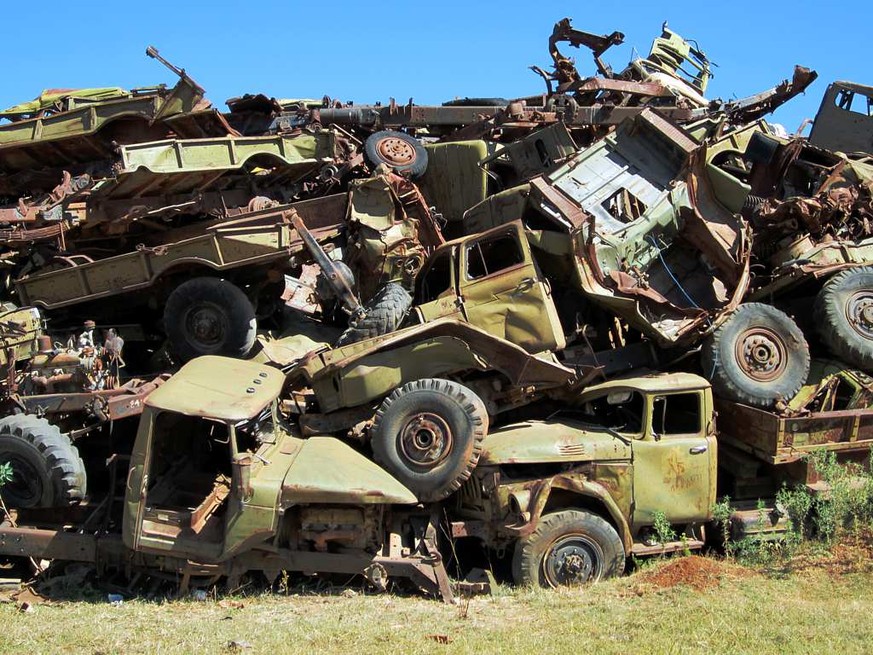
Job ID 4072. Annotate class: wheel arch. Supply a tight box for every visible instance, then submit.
[507,476,633,554]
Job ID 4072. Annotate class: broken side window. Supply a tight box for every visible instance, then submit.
[652,392,702,436]
[574,390,645,437]
[601,188,648,223]
[466,233,524,280]
[836,89,873,117]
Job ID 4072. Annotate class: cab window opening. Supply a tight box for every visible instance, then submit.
[652,392,702,436]
[466,233,524,280]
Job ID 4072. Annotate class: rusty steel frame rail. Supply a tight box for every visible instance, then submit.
[0,520,455,602]
[15,374,169,424]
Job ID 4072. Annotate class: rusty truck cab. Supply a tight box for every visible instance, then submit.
[451,372,718,586]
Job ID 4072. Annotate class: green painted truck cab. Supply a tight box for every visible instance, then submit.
[123,356,417,562]
[411,221,566,355]
[451,372,717,585]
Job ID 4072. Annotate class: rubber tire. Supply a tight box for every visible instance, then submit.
[364,130,428,179]
[0,415,86,508]
[701,302,810,407]
[370,379,487,502]
[512,509,625,588]
[335,283,412,347]
[814,266,873,371]
[164,277,257,362]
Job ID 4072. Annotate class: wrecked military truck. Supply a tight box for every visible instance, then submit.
[458,100,873,406]
[1,353,871,596]
[11,168,442,364]
[269,94,873,510]
[446,367,873,587]
[0,357,456,600]
[0,14,870,600]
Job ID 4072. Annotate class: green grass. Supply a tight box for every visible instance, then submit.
[1,558,872,655]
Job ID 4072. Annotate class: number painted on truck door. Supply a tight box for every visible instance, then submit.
[632,391,717,527]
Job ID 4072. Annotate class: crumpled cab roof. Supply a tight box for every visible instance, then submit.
[146,355,284,422]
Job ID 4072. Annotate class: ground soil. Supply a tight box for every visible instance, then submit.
[634,555,755,592]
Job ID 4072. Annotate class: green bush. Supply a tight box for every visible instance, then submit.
[714,450,873,566]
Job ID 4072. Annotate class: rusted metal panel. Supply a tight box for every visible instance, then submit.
[809,81,873,155]
[280,437,417,505]
[146,356,284,421]
[480,420,630,465]
[18,374,167,420]
[14,210,338,310]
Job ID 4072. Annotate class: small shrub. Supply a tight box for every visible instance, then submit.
[808,451,873,541]
[651,510,676,544]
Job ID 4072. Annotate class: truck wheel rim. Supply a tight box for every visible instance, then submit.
[399,413,453,468]
[543,534,603,587]
[735,327,787,382]
[2,456,43,507]
[376,137,416,167]
[846,290,873,340]
[185,302,227,348]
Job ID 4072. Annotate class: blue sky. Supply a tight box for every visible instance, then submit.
[1,1,869,133]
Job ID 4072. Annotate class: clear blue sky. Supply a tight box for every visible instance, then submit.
[1,1,869,133]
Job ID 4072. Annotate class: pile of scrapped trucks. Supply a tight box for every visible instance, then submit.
[0,18,870,600]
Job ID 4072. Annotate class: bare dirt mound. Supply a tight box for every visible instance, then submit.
[634,556,754,593]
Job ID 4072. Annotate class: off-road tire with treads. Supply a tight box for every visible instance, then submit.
[364,130,428,179]
[335,283,412,347]
[701,302,810,407]
[0,414,86,508]
[164,277,257,362]
[512,509,625,588]
[814,266,873,371]
[370,378,487,502]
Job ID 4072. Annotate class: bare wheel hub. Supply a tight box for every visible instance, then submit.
[847,291,873,340]
[544,535,602,587]
[399,413,452,468]
[376,137,416,166]
[2,455,43,507]
[736,327,787,381]
[186,302,227,347]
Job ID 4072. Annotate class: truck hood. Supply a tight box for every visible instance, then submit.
[480,419,632,465]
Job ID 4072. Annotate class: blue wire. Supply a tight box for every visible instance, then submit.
[645,235,702,309]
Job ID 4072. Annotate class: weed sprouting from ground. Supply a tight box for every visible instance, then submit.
[651,510,676,544]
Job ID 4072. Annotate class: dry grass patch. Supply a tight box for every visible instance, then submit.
[1,547,873,654]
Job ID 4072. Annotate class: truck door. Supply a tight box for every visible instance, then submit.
[131,411,230,560]
[632,391,716,527]
[413,245,463,323]
[459,222,566,353]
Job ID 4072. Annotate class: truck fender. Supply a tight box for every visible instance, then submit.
[298,318,582,411]
[504,475,633,554]
[278,437,418,507]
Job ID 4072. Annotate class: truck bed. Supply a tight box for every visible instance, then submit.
[15,210,341,310]
[715,398,873,464]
